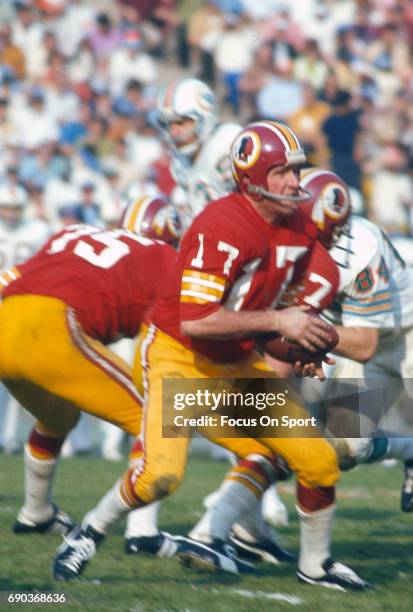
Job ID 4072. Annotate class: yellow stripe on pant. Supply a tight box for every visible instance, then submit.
[0,295,142,437]
[130,324,339,505]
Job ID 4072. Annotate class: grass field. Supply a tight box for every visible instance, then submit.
[1,453,413,611]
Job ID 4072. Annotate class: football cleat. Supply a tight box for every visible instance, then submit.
[229,531,296,565]
[13,505,75,535]
[53,524,104,581]
[175,536,256,574]
[125,531,178,558]
[401,459,413,512]
[297,557,370,591]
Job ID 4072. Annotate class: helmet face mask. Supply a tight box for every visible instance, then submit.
[230,121,310,204]
[299,168,352,248]
[120,195,182,248]
[155,78,218,157]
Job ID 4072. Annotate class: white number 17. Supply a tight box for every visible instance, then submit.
[190,233,239,276]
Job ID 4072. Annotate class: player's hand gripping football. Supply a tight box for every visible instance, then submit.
[275,305,336,352]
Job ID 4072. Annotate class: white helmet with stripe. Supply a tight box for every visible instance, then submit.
[120,195,182,247]
[155,78,218,156]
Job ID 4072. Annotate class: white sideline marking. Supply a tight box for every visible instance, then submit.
[191,585,304,606]
[231,589,304,605]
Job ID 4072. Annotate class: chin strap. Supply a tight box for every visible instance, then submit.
[247,184,312,203]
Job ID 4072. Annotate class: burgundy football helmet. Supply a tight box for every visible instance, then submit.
[120,195,182,247]
[230,120,310,203]
[300,168,352,248]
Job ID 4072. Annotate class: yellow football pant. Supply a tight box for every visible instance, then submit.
[125,324,339,505]
[0,295,142,437]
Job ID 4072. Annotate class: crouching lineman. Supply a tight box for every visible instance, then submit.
[297,168,413,510]
[0,196,180,535]
[53,121,369,591]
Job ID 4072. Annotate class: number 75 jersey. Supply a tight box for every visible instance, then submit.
[2,224,176,344]
[152,193,339,362]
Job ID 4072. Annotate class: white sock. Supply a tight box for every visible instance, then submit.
[189,480,257,543]
[125,502,161,538]
[83,481,132,534]
[386,437,413,462]
[262,485,289,527]
[296,504,335,578]
[20,445,57,524]
[232,497,270,541]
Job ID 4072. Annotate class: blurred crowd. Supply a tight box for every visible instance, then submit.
[0,0,412,456]
[0,0,411,236]
[187,0,413,240]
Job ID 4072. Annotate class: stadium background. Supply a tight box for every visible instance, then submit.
[0,0,412,608]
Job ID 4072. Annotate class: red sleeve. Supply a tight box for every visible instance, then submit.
[279,240,339,312]
[179,220,244,322]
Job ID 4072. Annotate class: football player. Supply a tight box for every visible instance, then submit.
[0,196,180,535]
[155,77,242,227]
[54,121,368,591]
[0,183,50,453]
[126,77,290,555]
[297,168,413,510]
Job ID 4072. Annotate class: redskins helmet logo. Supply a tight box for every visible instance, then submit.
[321,183,350,220]
[232,131,261,170]
[311,182,350,229]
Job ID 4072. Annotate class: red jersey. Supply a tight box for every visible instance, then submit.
[3,224,176,344]
[153,193,338,362]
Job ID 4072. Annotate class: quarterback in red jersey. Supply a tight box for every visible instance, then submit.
[0,196,179,536]
[56,121,368,591]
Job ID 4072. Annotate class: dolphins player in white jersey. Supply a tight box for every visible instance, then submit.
[0,183,50,452]
[124,78,290,559]
[154,77,241,227]
[297,168,413,512]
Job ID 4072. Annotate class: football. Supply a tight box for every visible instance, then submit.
[258,319,339,364]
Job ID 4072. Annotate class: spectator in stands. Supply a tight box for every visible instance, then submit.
[71,180,103,226]
[108,28,158,96]
[12,1,45,79]
[293,38,328,92]
[289,81,330,166]
[88,13,122,60]
[322,90,362,189]
[238,41,274,121]
[12,86,59,150]
[0,96,16,147]
[0,23,26,80]
[369,143,413,236]
[256,62,303,122]
[213,13,255,113]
